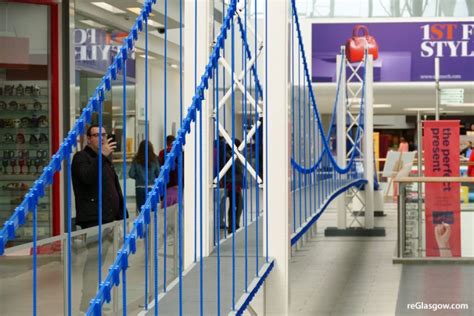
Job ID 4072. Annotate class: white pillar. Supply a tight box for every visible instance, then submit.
[184,0,212,269]
[363,55,374,229]
[264,0,289,314]
[336,52,347,229]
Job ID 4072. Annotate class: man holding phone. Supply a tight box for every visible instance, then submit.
[72,124,128,312]
[72,124,127,229]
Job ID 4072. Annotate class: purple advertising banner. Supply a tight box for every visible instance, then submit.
[312,22,474,82]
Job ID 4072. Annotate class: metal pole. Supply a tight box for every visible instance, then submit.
[416,111,423,257]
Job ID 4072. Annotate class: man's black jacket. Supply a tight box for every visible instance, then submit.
[72,145,127,226]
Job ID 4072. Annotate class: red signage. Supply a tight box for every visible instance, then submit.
[423,120,461,257]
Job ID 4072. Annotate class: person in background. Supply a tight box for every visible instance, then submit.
[72,124,126,228]
[468,150,474,177]
[398,137,409,153]
[129,140,160,214]
[224,139,244,235]
[461,141,473,158]
[71,124,127,313]
[214,136,228,229]
[158,135,181,206]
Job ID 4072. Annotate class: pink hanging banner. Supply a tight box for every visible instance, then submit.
[423,120,461,257]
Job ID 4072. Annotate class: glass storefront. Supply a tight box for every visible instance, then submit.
[0,2,57,245]
[74,21,137,155]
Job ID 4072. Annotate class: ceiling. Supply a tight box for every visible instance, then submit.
[76,0,182,29]
[312,81,474,115]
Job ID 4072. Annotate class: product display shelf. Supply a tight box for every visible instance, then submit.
[0,80,52,246]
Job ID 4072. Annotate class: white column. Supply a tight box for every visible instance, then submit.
[264,0,289,314]
[183,0,212,269]
[363,55,374,229]
[336,52,347,229]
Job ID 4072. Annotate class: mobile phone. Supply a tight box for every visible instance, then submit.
[432,211,454,224]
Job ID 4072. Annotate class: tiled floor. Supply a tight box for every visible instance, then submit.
[287,201,474,316]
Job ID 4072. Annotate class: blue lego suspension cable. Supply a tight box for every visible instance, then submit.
[66,149,72,316]
[254,0,259,277]
[291,13,296,233]
[215,59,222,316]
[243,0,248,292]
[144,20,150,312]
[33,204,37,316]
[163,0,168,293]
[121,42,128,315]
[265,0,269,263]
[298,40,302,228]
[194,0,198,264]
[98,84,103,290]
[231,16,236,309]
[178,0,184,313]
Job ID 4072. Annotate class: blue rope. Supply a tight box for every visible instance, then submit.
[297,44,302,228]
[199,42,204,316]
[291,14,296,233]
[303,66,307,221]
[163,0,168,293]
[66,150,72,316]
[144,21,150,312]
[121,42,128,316]
[231,16,236,310]
[312,113,316,211]
[308,84,312,218]
[290,0,367,175]
[222,0,227,239]
[243,0,248,293]
[235,17,263,101]
[254,0,259,277]
[33,204,37,316]
[249,69,253,223]
[317,130,320,209]
[215,63,221,316]
[289,51,364,174]
[178,0,183,313]
[98,86,103,292]
[194,0,198,264]
[264,0,269,263]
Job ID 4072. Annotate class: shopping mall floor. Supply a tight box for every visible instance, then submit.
[282,201,474,316]
[1,201,473,315]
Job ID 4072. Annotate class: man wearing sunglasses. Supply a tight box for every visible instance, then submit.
[72,124,127,229]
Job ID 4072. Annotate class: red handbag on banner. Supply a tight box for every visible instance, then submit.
[345,25,379,63]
